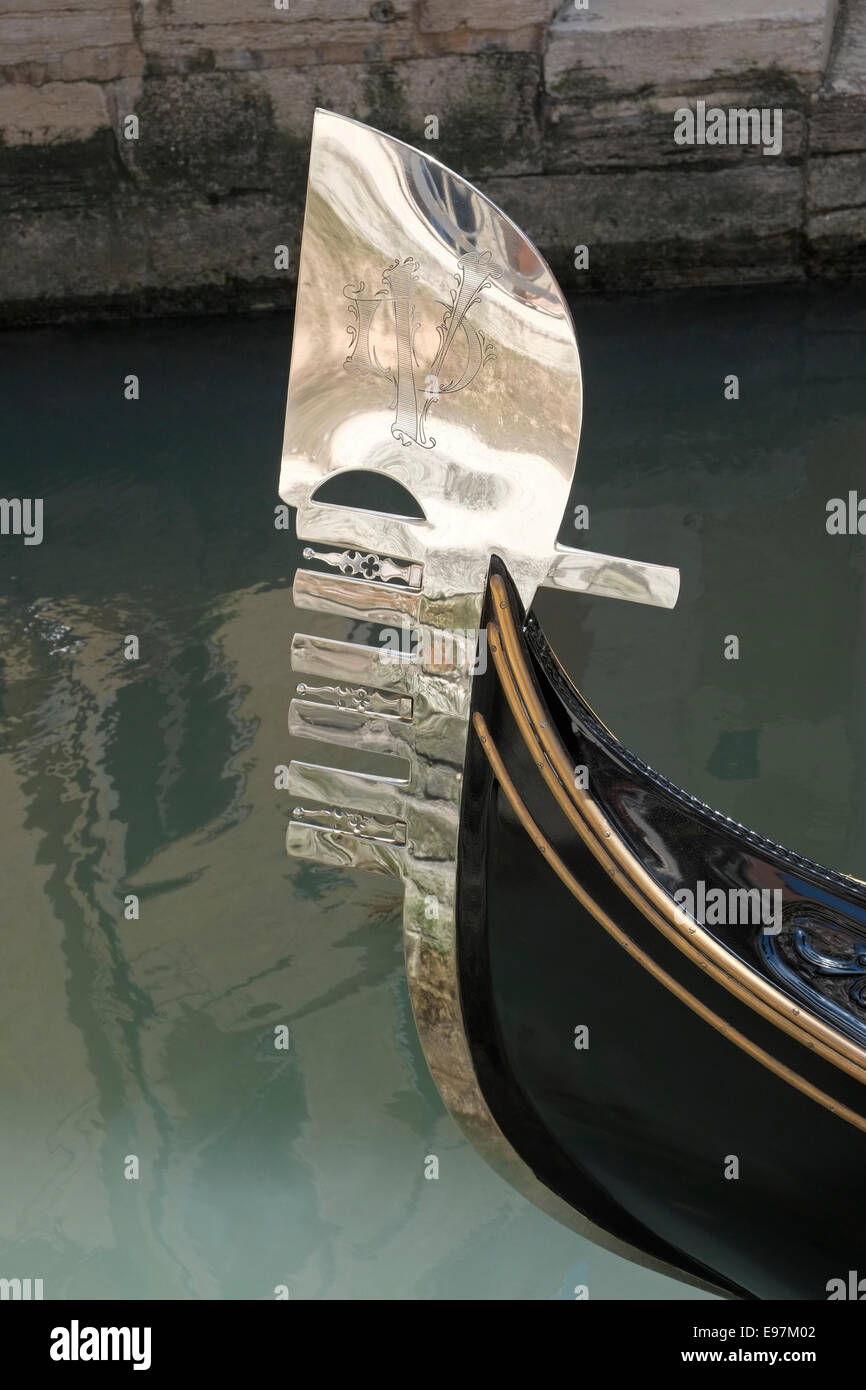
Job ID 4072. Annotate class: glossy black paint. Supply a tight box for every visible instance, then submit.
[456,558,866,1299]
[529,607,866,1053]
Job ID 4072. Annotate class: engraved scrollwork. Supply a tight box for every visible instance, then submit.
[295,680,412,722]
[302,546,423,589]
[290,803,407,846]
[297,682,371,712]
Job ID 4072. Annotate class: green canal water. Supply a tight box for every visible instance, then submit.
[0,282,864,1299]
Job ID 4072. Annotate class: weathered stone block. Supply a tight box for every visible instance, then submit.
[545,0,838,100]
[0,0,863,319]
[126,72,305,202]
[418,0,554,34]
[807,206,866,276]
[0,191,301,318]
[0,4,141,82]
[483,163,803,289]
[0,205,149,304]
[824,0,866,91]
[0,80,109,145]
[262,55,542,178]
[139,0,415,70]
[147,196,295,287]
[0,80,119,215]
[811,91,866,151]
[810,0,866,152]
[547,95,806,171]
[808,152,866,210]
[149,0,379,19]
[0,0,109,8]
[128,59,538,200]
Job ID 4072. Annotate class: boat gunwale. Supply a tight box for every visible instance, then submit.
[487,570,866,1090]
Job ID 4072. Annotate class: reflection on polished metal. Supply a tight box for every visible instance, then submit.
[542,542,680,607]
[290,802,408,846]
[280,111,707,1288]
[302,545,424,589]
[761,907,866,1047]
[343,251,501,448]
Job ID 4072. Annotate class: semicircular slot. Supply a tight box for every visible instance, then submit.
[310,469,426,523]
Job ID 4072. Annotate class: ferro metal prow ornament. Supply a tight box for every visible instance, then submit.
[280,111,866,1301]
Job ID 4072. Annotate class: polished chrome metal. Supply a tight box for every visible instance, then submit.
[291,632,416,688]
[296,681,414,721]
[281,111,584,615]
[280,110,700,1286]
[288,697,414,758]
[293,568,422,625]
[302,544,424,589]
[290,803,408,845]
[543,543,680,608]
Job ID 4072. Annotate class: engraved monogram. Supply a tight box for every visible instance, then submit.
[343,251,501,448]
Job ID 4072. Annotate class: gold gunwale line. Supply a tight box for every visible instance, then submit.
[487,621,866,1085]
[488,572,866,1082]
[472,711,866,1135]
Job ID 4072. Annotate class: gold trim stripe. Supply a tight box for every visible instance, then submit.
[487,621,866,1085]
[488,573,866,1085]
[473,712,866,1135]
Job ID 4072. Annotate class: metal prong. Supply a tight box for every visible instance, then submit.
[293,569,421,625]
[543,546,680,609]
[289,698,413,759]
[288,759,410,809]
[292,632,416,692]
[290,803,408,846]
[295,681,413,722]
[286,820,404,877]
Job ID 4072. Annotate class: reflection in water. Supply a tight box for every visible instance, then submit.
[0,285,863,1299]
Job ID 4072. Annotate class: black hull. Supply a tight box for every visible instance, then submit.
[457,558,866,1299]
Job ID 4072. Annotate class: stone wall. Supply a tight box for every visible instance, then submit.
[0,0,864,322]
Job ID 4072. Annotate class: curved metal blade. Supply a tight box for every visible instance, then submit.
[279,107,582,613]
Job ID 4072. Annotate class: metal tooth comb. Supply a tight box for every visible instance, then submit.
[278,110,678,1215]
